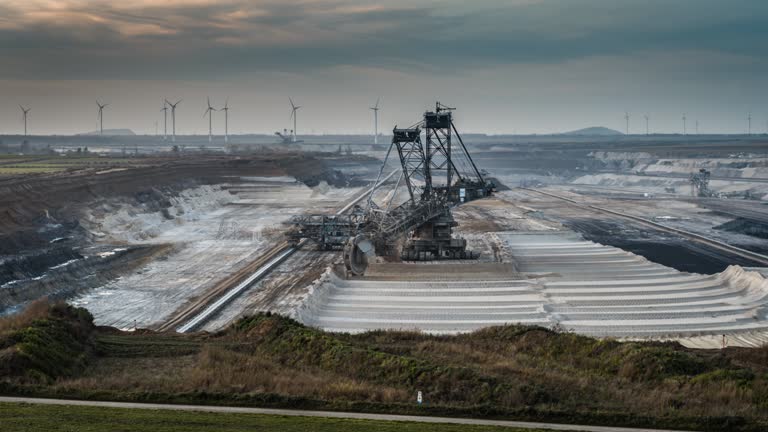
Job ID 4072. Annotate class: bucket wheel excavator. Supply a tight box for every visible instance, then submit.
[287,102,495,276]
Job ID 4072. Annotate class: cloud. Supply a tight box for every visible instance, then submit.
[0,0,766,82]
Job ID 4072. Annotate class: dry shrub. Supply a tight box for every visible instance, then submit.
[728,344,768,371]
[413,341,491,365]
[0,298,50,335]
[56,356,197,393]
[187,345,408,403]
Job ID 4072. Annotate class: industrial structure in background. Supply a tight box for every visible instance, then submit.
[165,99,182,142]
[370,98,380,145]
[275,129,302,144]
[96,101,108,136]
[288,102,495,275]
[690,168,714,197]
[274,98,304,144]
[19,105,30,136]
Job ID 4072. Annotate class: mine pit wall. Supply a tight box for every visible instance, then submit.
[0,154,362,255]
[61,177,366,329]
[575,151,768,199]
[0,154,365,317]
[0,245,169,315]
[81,184,236,244]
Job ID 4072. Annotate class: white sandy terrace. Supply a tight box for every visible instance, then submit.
[71,178,362,330]
[295,231,768,348]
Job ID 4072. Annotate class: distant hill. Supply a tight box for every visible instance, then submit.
[561,127,623,136]
[78,128,136,136]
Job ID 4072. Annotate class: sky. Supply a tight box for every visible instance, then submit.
[0,0,767,136]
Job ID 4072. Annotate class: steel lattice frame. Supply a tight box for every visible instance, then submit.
[425,124,453,193]
[288,102,494,258]
[393,128,430,202]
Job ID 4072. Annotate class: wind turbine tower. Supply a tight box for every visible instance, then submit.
[96,101,108,135]
[161,103,168,140]
[370,98,380,144]
[289,98,301,143]
[222,99,229,144]
[165,99,181,142]
[682,113,687,135]
[19,105,31,136]
[204,97,216,143]
[644,114,649,135]
[624,112,630,135]
[696,119,699,135]
[748,112,752,135]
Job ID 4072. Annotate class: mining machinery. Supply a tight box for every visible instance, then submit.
[275,129,303,144]
[287,102,495,276]
[690,168,713,197]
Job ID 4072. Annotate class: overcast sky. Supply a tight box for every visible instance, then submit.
[0,0,766,135]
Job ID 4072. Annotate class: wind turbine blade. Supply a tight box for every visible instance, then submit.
[225,98,229,109]
[289,97,295,110]
[375,97,380,109]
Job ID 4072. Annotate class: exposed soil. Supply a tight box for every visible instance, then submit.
[1,245,170,315]
[564,217,761,274]
[0,153,365,317]
[715,217,768,240]
[0,153,365,256]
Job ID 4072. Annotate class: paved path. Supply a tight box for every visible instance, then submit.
[0,396,696,432]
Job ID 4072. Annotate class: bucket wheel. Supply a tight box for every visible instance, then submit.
[343,235,374,276]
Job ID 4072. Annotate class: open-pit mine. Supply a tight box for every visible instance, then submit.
[2,109,768,351]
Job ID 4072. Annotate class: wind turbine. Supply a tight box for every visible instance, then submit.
[748,112,752,135]
[695,119,699,135]
[161,103,168,140]
[203,97,216,143]
[682,113,687,135]
[289,97,301,142]
[644,114,649,135]
[624,111,630,135]
[165,99,181,142]
[370,98,380,144]
[96,101,108,135]
[222,99,229,144]
[19,105,31,136]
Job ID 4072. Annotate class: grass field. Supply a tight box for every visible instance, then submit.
[0,156,148,175]
[0,403,540,432]
[0,167,67,174]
